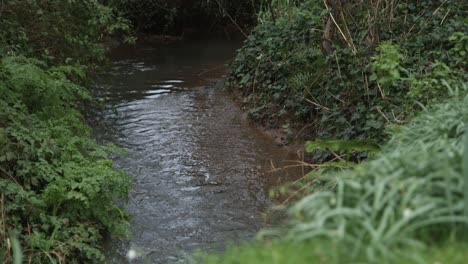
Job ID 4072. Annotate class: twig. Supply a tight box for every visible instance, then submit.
[364,73,370,103]
[326,90,346,105]
[0,167,21,188]
[323,0,357,55]
[391,110,404,124]
[417,0,449,34]
[304,98,332,112]
[281,180,316,205]
[279,156,352,205]
[376,81,385,99]
[295,121,318,140]
[333,51,344,81]
[197,62,231,77]
[440,9,451,25]
[376,106,391,124]
[214,0,249,38]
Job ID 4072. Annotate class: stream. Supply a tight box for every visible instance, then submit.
[92,39,301,263]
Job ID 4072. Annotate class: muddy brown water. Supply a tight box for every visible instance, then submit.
[92,39,303,263]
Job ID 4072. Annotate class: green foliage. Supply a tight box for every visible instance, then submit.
[199,240,342,264]
[369,42,405,91]
[448,32,468,67]
[200,239,468,264]
[0,1,134,262]
[465,123,468,230]
[302,139,380,165]
[0,0,132,64]
[406,31,468,105]
[228,0,468,143]
[0,56,131,263]
[228,8,324,125]
[263,85,468,262]
[305,140,380,154]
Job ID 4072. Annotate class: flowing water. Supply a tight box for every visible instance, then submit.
[92,39,301,263]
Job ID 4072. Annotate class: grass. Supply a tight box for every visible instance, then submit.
[199,240,468,264]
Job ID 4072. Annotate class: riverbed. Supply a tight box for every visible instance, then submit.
[92,39,301,263]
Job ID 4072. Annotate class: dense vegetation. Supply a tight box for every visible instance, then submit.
[0,1,132,262]
[229,0,467,144]
[203,0,468,263]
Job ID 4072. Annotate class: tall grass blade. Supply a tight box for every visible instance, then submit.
[11,236,23,264]
[464,123,468,234]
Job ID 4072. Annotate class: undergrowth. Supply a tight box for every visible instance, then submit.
[228,0,467,144]
[0,1,133,263]
[0,56,131,263]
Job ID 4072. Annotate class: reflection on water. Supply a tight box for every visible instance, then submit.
[92,39,301,263]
